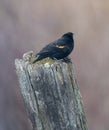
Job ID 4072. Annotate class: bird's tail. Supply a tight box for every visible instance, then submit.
[32,54,46,63]
[32,55,40,63]
[32,58,38,63]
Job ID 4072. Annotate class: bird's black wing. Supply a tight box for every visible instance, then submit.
[37,38,68,55]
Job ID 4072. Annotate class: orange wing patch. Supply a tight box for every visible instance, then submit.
[56,45,67,48]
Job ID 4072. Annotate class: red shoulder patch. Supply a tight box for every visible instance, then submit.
[56,45,67,49]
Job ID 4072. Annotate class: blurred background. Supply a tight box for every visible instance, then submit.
[0,0,109,130]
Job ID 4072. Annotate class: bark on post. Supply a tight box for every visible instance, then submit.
[15,52,88,130]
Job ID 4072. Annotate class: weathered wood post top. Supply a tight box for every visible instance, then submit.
[15,51,88,130]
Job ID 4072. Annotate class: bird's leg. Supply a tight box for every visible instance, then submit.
[53,57,72,63]
[52,57,64,63]
[62,57,72,63]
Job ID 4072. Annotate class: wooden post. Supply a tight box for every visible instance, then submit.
[15,52,88,130]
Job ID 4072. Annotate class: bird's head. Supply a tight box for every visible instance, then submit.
[62,32,73,39]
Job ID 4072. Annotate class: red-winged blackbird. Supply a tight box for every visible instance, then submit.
[33,32,74,63]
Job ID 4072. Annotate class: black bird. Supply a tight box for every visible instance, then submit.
[33,32,74,63]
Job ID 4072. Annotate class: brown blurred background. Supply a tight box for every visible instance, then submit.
[0,0,109,130]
